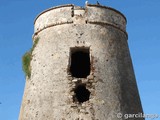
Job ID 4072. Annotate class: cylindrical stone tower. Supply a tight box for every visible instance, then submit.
[19,4,143,120]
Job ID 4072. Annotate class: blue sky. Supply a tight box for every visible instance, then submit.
[0,0,160,120]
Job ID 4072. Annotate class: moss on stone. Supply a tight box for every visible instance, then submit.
[22,37,39,78]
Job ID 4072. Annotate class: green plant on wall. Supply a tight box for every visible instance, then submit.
[22,37,39,78]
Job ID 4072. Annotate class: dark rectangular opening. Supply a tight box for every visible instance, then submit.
[70,48,90,78]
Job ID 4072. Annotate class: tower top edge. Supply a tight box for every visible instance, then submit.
[87,4,127,23]
[34,4,74,24]
[34,4,127,25]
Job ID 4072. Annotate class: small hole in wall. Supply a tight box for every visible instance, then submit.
[69,48,90,78]
[74,84,90,103]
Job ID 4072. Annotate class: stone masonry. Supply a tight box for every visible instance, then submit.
[19,4,144,120]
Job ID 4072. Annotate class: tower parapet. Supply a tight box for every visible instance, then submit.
[34,4,127,37]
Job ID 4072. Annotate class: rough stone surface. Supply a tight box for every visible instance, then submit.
[19,4,144,120]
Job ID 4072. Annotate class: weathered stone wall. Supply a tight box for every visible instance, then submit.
[34,4,126,35]
[34,4,73,33]
[19,4,143,120]
[86,5,126,31]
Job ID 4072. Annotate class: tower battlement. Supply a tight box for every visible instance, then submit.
[34,4,127,36]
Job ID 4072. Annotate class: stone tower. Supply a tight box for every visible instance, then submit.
[19,4,144,120]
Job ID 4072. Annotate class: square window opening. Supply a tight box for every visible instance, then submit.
[69,47,91,78]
